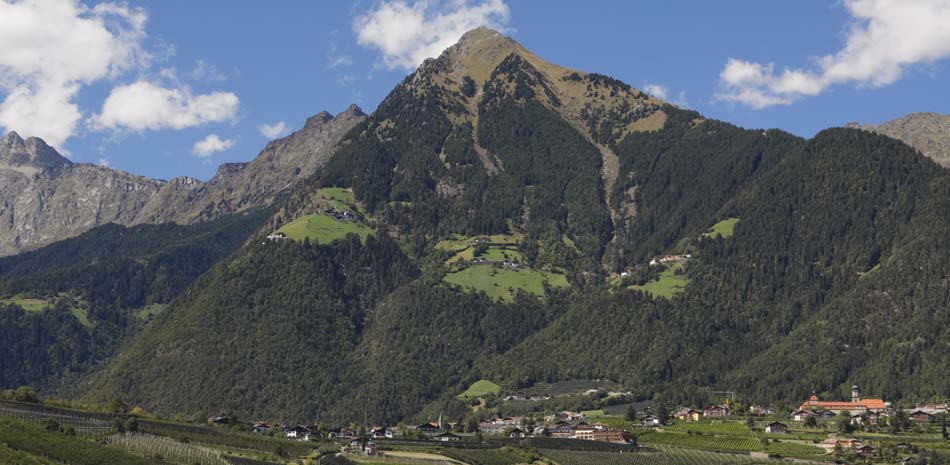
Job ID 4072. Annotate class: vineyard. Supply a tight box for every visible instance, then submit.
[440,447,527,465]
[105,432,231,465]
[138,417,319,456]
[0,406,112,436]
[763,440,827,461]
[539,449,772,465]
[637,431,760,452]
[663,422,751,436]
[0,418,166,465]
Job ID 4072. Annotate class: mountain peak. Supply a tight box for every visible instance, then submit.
[304,111,333,129]
[434,27,527,85]
[341,104,365,118]
[2,131,24,145]
[0,132,70,170]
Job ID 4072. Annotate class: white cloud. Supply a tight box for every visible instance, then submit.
[327,55,354,69]
[97,157,109,167]
[644,83,688,107]
[717,0,950,109]
[93,81,239,132]
[643,83,668,100]
[192,134,234,158]
[354,0,510,70]
[258,121,289,139]
[190,59,228,82]
[0,0,148,147]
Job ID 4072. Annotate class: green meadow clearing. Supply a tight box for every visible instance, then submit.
[318,187,367,215]
[629,264,690,299]
[446,245,527,265]
[278,213,374,244]
[0,294,91,327]
[443,265,568,302]
[457,379,502,400]
[435,232,523,253]
[703,217,740,239]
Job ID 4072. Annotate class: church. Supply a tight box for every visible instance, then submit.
[800,385,888,415]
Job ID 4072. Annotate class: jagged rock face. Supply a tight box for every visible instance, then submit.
[137,105,365,224]
[0,106,365,256]
[846,113,950,167]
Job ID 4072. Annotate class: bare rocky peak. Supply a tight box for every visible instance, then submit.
[0,131,71,172]
[847,113,950,167]
[0,105,365,255]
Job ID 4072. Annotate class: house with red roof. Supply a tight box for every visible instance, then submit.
[800,385,888,415]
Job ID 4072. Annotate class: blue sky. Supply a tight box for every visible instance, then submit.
[1,0,948,181]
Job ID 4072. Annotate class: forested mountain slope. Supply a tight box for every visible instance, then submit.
[82,28,950,423]
[0,209,270,391]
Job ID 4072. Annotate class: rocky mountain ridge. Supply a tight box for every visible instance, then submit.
[846,112,950,167]
[0,105,364,256]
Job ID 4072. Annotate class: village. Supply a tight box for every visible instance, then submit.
[200,385,950,464]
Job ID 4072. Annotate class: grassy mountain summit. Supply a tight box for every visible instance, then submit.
[20,28,949,425]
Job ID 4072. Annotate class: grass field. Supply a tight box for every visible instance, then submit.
[133,303,168,321]
[628,264,690,298]
[703,218,740,239]
[278,214,374,244]
[0,294,91,327]
[442,265,569,302]
[435,233,523,253]
[446,246,526,265]
[457,380,502,400]
[319,187,368,215]
[0,295,49,312]
[763,440,826,461]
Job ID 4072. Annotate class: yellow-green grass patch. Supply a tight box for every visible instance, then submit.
[0,295,49,312]
[278,214,374,245]
[435,233,523,253]
[703,217,741,239]
[0,295,91,327]
[457,379,502,400]
[443,265,568,303]
[629,264,690,299]
[317,187,367,215]
[133,303,169,321]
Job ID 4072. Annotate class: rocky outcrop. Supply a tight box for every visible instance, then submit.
[0,106,364,256]
[142,105,365,224]
[846,113,950,167]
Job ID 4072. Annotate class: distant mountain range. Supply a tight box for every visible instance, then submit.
[1,28,949,426]
[0,105,364,256]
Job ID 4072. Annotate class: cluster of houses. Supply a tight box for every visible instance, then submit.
[822,438,879,458]
[673,404,732,422]
[207,384,944,455]
[473,414,632,444]
[502,392,552,402]
[648,254,691,267]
